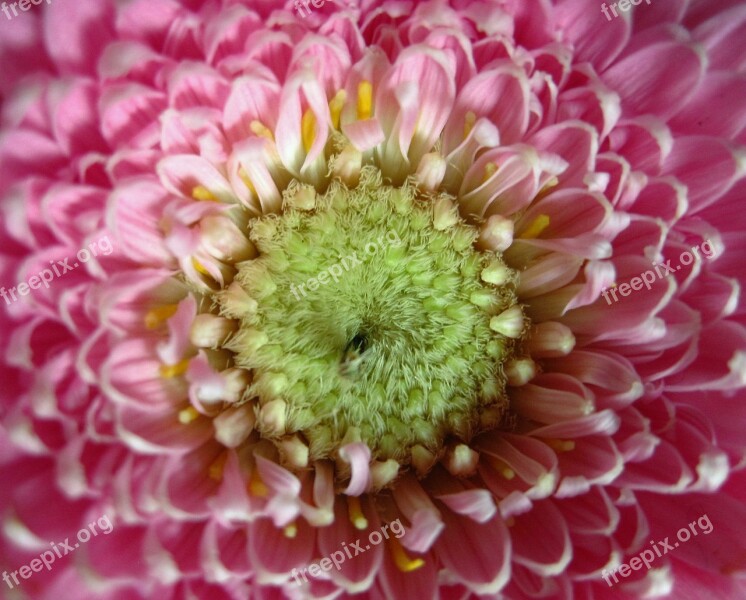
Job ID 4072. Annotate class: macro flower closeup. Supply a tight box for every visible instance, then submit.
[1,0,746,598]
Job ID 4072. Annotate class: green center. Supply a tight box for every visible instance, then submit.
[222,168,518,463]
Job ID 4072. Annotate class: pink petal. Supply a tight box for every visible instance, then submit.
[339,442,372,496]
[433,509,511,595]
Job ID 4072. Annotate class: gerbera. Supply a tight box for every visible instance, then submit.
[1,0,745,598]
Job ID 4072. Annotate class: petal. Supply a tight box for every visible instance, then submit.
[339,442,372,496]
[436,489,497,523]
[157,155,235,203]
[248,517,315,584]
[433,509,511,595]
[601,33,706,120]
[554,0,630,71]
[316,496,383,593]
[42,0,114,74]
[511,499,572,576]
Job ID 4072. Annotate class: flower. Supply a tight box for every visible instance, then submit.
[1,0,745,598]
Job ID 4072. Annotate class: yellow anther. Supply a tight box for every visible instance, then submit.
[192,257,211,276]
[192,185,217,202]
[357,81,373,120]
[542,176,559,190]
[347,496,368,530]
[249,467,268,497]
[250,120,274,141]
[535,176,559,201]
[208,453,228,481]
[329,89,347,130]
[483,162,498,184]
[301,108,316,153]
[284,523,298,538]
[388,536,425,573]
[521,214,551,239]
[144,304,178,330]
[160,359,190,379]
[238,166,257,195]
[178,406,200,424]
[488,456,515,480]
[544,438,576,453]
[463,111,477,138]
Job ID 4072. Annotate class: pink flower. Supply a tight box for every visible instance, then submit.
[1,0,745,598]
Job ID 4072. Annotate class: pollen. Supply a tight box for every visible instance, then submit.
[521,214,551,239]
[248,467,269,497]
[238,166,257,195]
[283,523,298,538]
[192,185,217,202]
[389,536,425,573]
[161,359,190,379]
[208,452,228,480]
[488,456,516,480]
[357,81,373,120]
[178,406,200,424]
[544,438,576,453]
[301,108,316,153]
[250,120,274,141]
[192,257,211,276]
[144,304,178,329]
[463,111,477,138]
[483,162,498,183]
[536,176,559,200]
[347,496,368,530]
[329,89,347,130]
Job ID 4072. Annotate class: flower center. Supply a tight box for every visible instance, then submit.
[220,167,522,466]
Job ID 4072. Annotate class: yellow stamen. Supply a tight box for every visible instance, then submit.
[208,452,228,481]
[249,467,268,497]
[483,162,498,184]
[329,89,347,130]
[544,438,576,453]
[284,523,297,538]
[144,304,178,330]
[463,111,477,138]
[301,108,316,153]
[388,536,425,573]
[178,406,200,424]
[250,120,274,141]
[521,214,551,239]
[160,359,190,379]
[535,176,559,201]
[488,456,515,480]
[347,496,368,530]
[238,166,257,195]
[192,185,217,202]
[357,81,373,120]
[192,257,211,276]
